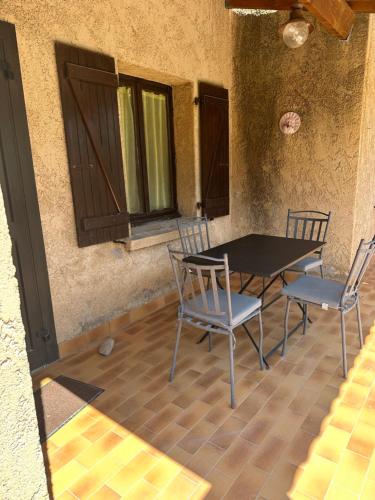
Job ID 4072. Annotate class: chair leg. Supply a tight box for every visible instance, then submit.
[303,304,308,336]
[282,298,291,357]
[320,265,324,279]
[208,333,213,352]
[169,319,182,382]
[258,310,264,370]
[228,333,236,409]
[206,276,211,291]
[356,299,364,349]
[340,311,348,378]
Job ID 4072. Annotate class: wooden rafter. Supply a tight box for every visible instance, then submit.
[225,0,365,40]
[225,1,295,8]
[348,0,375,11]
[225,0,375,11]
[299,0,355,39]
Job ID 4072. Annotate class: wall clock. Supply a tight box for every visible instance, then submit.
[279,112,301,135]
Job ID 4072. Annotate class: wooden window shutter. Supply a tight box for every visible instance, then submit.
[199,82,229,218]
[55,43,129,247]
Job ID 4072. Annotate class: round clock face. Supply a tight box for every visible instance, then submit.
[279,112,301,135]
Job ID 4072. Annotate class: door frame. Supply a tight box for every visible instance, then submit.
[0,20,59,370]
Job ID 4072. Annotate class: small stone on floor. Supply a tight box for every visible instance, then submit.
[98,336,115,356]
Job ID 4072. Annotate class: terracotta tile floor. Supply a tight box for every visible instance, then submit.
[289,280,375,496]
[34,264,375,499]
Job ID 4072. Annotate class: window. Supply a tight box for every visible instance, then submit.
[118,75,178,224]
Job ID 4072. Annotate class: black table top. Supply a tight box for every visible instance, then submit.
[197,234,324,278]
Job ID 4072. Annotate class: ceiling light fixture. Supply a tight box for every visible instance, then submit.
[279,4,314,49]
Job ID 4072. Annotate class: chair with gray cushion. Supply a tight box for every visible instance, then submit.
[168,247,264,408]
[286,209,331,278]
[177,216,227,350]
[281,236,375,378]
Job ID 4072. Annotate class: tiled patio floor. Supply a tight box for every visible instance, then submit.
[34,264,375,499]
[290,318,375,499]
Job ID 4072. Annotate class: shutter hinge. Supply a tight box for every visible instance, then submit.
[197,201,203,209]
[194,97,200,106]
[38,328,51,341]
[0,59,14,80]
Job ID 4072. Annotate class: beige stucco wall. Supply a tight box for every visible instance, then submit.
[232,11,371,277]
[0,186,48,498]
[353,15,375,252]
[1,0,234,343]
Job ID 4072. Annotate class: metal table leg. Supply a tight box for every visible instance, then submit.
[197,331,209,344]
[242,324,270,369]
[239,274,256,294]
[264,320,304,359]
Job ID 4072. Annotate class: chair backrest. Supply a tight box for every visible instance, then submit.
[168,246,232,325]
[286,209,331,257]
[341,236,375,306]
[177,216,211,256]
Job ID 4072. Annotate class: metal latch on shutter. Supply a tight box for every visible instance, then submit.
[38,328,51,341]
[0,59,14,80]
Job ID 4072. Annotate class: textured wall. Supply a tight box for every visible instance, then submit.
[232,11,370,276]
[0,187,48,498]
[354,15,375,253]
[1,0,234,343]
[173,83,196,217]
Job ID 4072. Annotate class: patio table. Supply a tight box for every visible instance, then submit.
[190,233,324,362]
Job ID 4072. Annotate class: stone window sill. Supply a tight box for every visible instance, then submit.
[115,218,180,251]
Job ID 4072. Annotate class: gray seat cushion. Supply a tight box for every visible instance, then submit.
[184,289,261,327]
[288,256,323,273]
[281,275,346,309]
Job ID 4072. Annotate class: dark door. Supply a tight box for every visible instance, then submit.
[0,21,58,371]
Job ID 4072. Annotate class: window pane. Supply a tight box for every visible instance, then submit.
[118,86,143,214]
[142,90,172,211]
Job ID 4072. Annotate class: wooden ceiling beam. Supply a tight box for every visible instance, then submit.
[348,1,375,11]
[225,1,374,38]
[225,0,375,13]
[299,0,355,39]
[225,1,295,10]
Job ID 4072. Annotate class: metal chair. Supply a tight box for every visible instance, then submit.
[168,247,264,409]
[176,216,234,279]
[281,236,375,378]
[177,216,211,256]
[177,215,231,303]
[286,209,332,278]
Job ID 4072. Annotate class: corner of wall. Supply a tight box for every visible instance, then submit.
[0,187,48,499]
[352,15,375,259]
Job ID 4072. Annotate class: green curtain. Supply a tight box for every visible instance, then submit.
[142,90,171,211]
[118,86,142,214]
